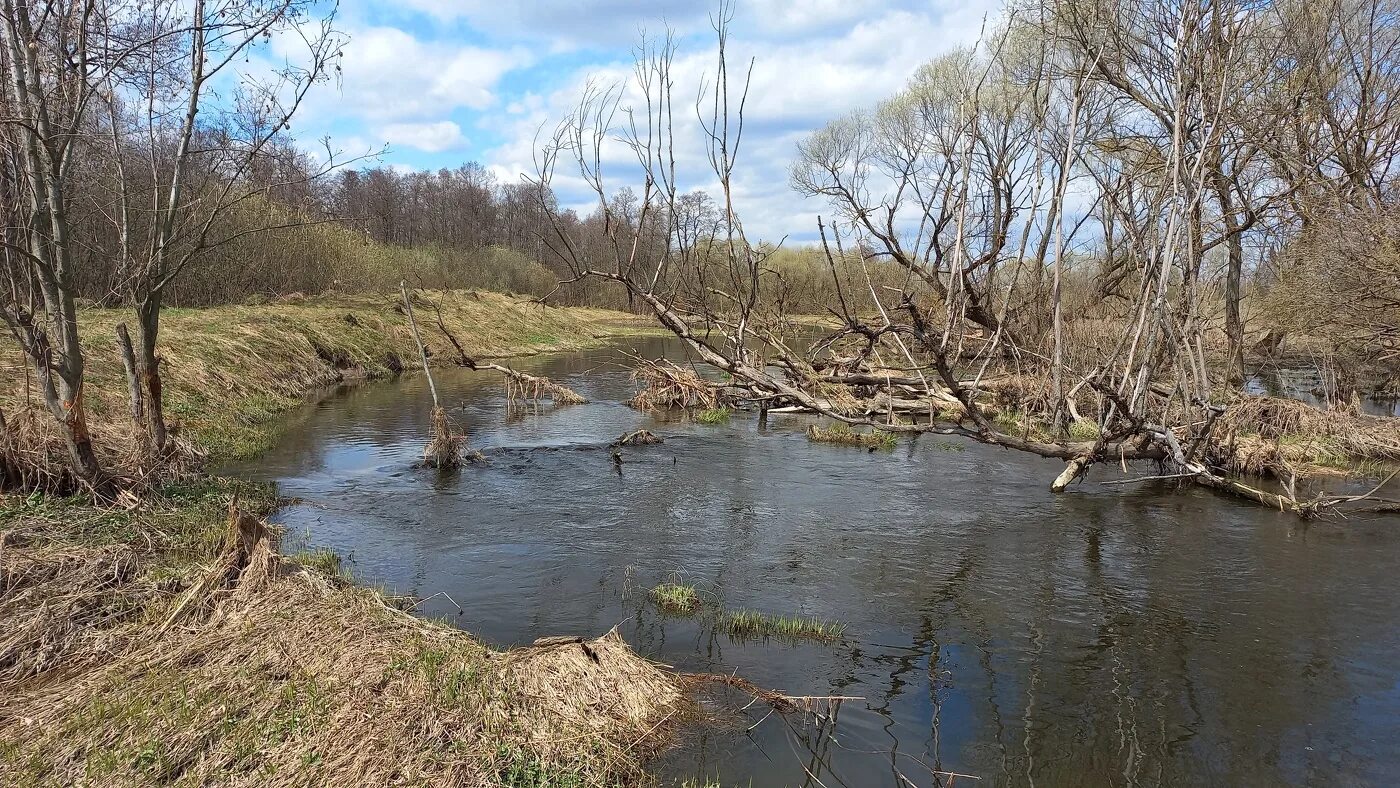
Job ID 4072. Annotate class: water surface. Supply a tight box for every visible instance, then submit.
[228,338,1400,787]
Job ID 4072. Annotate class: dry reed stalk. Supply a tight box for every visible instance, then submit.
[423,405,464,469]
[628,359,721,411]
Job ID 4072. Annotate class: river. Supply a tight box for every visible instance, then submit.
[226,336,1400,787]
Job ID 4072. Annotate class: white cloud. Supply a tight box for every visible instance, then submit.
[383,0,712,47]
[378,120,469,153]
[338,26,529,120]
[478,1,998,241]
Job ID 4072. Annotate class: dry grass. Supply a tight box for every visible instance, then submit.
[1218,394,1400,475]
[0,406,206,498]
[0,484,689,786]
[628,360,723,411]
[423,406,465,469]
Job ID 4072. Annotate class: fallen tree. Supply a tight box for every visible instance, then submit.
[527,10,1399,519]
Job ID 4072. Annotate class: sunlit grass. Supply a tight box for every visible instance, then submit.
[718,609,846,643]
[648,583,701,616]
[693,407,731,425]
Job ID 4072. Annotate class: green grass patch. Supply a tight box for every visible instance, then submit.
[719,609,846,643]
[1067,420,1102,440]
[289,548,346,579]
[806,423,897,450]
[648,583,701,615]
[693,407,731,425]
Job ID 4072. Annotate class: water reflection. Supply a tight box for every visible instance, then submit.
[226,338,1400,787]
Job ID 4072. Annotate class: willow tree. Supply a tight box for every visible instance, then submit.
[100,0,345,455]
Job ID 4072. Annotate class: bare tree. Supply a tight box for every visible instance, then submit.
[99,0,345,454]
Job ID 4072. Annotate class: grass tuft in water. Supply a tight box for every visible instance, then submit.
[693,407,731,425]
[806,423,897,450]
[648,583,701,616]
[718,609,846,643]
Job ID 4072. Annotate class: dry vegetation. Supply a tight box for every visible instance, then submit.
[0,483,689,786]
[0,295,675,784]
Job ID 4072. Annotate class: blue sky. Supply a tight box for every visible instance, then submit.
[281,0,999,241]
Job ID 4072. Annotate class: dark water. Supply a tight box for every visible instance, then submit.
[227,338,1400,787]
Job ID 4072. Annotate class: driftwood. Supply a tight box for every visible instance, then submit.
[420,291,585,406]
[611,429,663,447]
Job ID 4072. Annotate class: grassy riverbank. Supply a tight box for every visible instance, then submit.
[0,293,686,786]
[1,290,655,462]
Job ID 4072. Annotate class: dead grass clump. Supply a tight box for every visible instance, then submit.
[0,406,205,498]
[1220,394,1400,471]
[0,543,142,684]
[629,359,722,411]
[423,406,465,469]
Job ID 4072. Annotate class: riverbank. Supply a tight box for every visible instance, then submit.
[0,293,686,786]
[0,290,658,463]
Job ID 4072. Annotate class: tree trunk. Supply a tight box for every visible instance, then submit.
[1224,229,1246,387]
[115,322,145,430]
[134,300,168,453]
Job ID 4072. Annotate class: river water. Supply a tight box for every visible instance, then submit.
[227,337,1400,787]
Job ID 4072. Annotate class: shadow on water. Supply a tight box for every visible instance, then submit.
[225,337,1400,788]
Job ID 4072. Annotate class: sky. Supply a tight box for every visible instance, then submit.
[280,0,1000,242]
